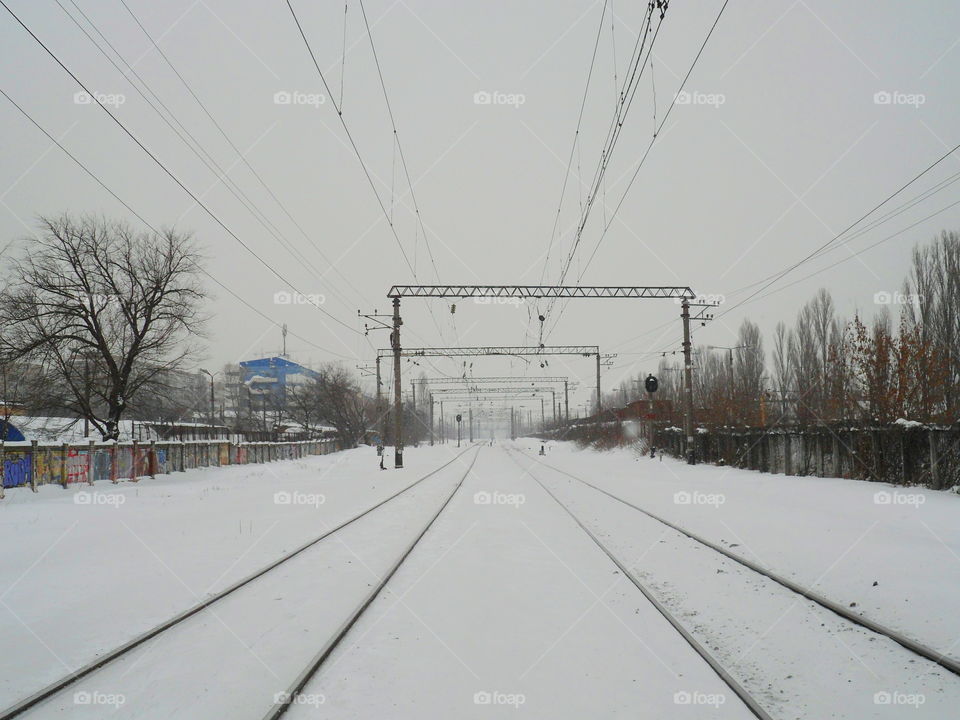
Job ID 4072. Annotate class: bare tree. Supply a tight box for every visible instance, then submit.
[288,363,368,446]
[0,215,207,440]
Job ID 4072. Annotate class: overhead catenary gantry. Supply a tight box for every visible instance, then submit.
[378,344,602,468]
[415,376,573,428]
[383,285,711,468]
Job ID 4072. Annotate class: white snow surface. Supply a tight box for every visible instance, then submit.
[1,440,958,718]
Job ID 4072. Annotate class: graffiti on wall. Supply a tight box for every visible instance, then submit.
[3,454,31,488]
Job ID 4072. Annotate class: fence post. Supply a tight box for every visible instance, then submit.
[30,440,38,491]
[131,441,139,482]
[60,443,69,487]
[0,440,4,499]
[149,440,156,478]
[929,431,939,489]
[87,440,95,485]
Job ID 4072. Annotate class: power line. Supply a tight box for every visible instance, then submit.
[716,138,960,319]
[540,1,670,335]
[285,0,450,345]
[545,0,731,339]
[56,0,356,314]
[113,0,368,312]
[0,85,356,360]
[0,0,361,339]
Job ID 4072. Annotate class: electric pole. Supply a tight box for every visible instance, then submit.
[681,298,695,465]
[391,298,403,468]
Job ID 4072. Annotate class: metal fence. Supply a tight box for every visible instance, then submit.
[0,439,340,492]
[654,425,960,490]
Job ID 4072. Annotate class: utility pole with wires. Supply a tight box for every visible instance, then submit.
[391,298,404,468]
[681,298,717,464]
[359,310,393,465]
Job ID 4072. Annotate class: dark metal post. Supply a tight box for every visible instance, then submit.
[429,394,434,446]
[375,356,384,456]
[564,379,569,427]
[596,352,602,429]
[681,298,695,465]
[391,298,403,468]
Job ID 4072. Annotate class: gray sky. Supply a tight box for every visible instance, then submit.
[2,0,959,413]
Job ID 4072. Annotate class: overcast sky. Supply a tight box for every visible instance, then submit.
[2,0,959,414]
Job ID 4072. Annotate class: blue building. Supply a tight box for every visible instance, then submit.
[238,356,318,408]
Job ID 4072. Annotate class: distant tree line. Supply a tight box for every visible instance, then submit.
[619,230,960,428]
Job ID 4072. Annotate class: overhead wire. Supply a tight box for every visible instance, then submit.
[0,0,362,341]
[0,85,356,360]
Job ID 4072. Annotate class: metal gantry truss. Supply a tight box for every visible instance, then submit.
[415,376,573,439]
[382,284,713,468]
[377,345,599,358]
[388,285,695,299]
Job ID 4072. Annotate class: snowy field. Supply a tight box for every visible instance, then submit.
[1,440,958,718]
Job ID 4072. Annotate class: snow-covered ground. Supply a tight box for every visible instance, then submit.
[0,444,467,709]
[529,441,960,665]
[2,440,958,718]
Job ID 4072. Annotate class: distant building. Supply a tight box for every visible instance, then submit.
[233,357,318,429]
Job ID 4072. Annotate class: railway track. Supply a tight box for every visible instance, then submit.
[506,448,775,720]
[0,444,479,720]
[513,447,960,678]
[261,445,480,719]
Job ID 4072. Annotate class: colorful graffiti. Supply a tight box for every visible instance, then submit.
[3,454,31,488]
[1,440,338,492]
